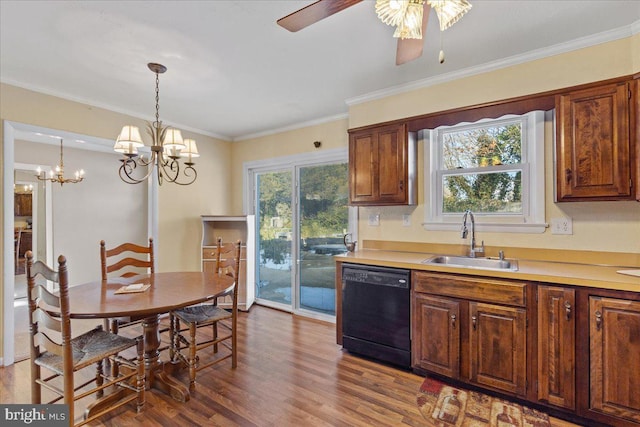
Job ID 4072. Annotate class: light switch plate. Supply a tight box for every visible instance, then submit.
[551,217,573,235]
[402,214,411,226]
[368,214,380,226]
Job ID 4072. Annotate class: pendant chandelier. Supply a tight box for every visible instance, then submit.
[114,63,199,185]
[36,139,85,186]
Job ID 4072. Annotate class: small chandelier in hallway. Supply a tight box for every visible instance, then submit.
[36,139,85,186]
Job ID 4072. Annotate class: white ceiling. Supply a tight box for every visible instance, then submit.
[1,1,639,142]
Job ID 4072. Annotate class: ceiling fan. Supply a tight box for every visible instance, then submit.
[277,0,472,66]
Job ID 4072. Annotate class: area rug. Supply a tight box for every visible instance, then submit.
[417,377,550,427]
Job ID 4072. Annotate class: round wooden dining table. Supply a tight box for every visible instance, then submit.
[65,271,234,403]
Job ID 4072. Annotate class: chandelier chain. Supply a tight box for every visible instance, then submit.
[155,72,161,125]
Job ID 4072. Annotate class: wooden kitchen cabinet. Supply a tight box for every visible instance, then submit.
[14,193,32,216]
[348,123,416,205]
[589,296,640,424]
[537,285,575,410]
[412,294,460,378]
[412,271,528,397]
[470,302,527,396]
[201,215,255,311]
[556,81,634,201]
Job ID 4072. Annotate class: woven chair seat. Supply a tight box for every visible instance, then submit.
[35,328,137,374]
[173,304,231,326]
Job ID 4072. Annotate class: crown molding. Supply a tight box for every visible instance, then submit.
[346,21,640,107]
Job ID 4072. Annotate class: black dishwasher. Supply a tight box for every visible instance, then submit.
[341,264,411,368]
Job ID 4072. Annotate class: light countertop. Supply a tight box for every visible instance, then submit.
[335,249,640,293]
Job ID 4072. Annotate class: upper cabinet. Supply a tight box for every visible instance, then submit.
[348,123,417,206]
[556,80,636,201]
[14,193,32,216]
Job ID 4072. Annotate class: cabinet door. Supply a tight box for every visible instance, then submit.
[590,297,640,424]
[348,123,409,205]
[556,82,632,200]
[349,130,377,203]
[14,193,33,216]
[376,125,406,204]
[470,302,527,396]
[413,294,460,378]
[537,286,575,410]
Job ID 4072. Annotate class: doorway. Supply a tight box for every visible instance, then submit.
[3,121,156,367]
[13,165,52,362]
[246,148,354,321]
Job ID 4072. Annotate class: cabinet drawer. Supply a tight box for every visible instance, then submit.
[413,271,526,307]
[202,246,247,260]
[202,247,217,260]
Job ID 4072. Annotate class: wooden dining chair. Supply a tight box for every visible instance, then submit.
[169,238,241,391]
[100,238,154,334]
[26,251,145,426]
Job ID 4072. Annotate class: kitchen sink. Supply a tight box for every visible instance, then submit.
[422,255,519,271]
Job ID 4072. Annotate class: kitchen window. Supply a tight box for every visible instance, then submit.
[423,111,548,233]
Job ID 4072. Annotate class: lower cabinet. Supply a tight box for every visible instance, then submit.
[537,285,575,410]
[470,302,526,396]
[589,297,640,424]
[413,294,460,378]
[412,272,528,398]
[408,271,640,427]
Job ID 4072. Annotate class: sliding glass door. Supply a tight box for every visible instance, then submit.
[250,150,351,320]
[298,163,349,314]
[255,170,294,307]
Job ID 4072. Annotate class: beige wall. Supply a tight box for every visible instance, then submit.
[1,84,232,361]
[232,35,640,256]
[348,36,638,128]
[14,140,149,285]
[230,118,349,213]
[345,35,640,255]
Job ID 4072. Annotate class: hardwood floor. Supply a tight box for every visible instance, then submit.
[1,305,582,426]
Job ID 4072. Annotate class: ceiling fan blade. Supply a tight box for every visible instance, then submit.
[277,0,364,32]
[396,4,430,65]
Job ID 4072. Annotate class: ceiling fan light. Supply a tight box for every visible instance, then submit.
[393,1,424,39]
[376,0,409,27]
[428,0,472,31]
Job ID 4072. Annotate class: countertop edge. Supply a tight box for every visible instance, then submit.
[335,250,640,293]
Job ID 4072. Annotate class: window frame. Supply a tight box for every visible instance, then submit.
[423,110,548,233]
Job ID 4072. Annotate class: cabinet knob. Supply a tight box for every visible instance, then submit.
[450,314,456,328]
[595,310,602,330]
[399,180,404,191]
[565,168,572,183]
[472,315,477,330]
[564,300,572,321]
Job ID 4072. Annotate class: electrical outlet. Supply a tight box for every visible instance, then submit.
[368,214,380,226]
[402,214,411,227]
[551,217,573,235]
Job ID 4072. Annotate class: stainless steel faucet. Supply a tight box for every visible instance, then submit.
[461,210,485,258]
